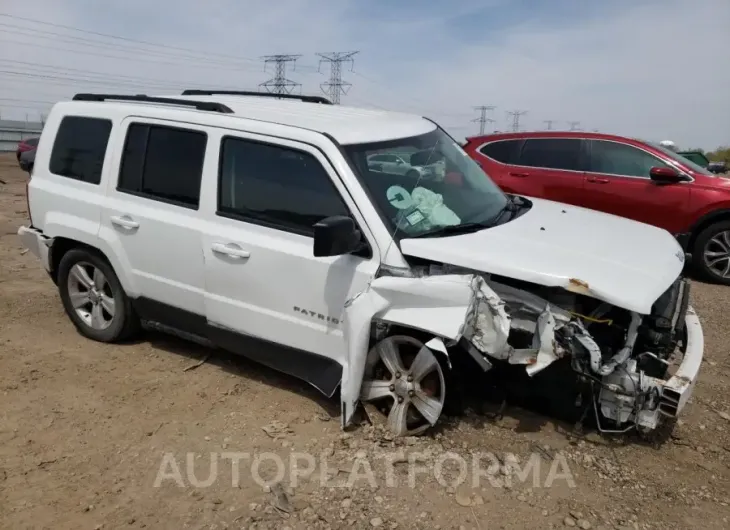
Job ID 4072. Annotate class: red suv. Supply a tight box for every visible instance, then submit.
[463,131,730,284]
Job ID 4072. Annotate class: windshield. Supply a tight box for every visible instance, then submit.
[648,142,713,176]
[343,128,509,238]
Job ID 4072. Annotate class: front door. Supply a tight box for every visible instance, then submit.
[581,139,691,234]
[200,132,380,392]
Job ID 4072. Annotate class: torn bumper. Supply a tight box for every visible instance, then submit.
[658,306,704,417]
[17,225,53,272]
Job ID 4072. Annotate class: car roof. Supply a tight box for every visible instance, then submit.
[465,130,648,144]
[55,94,437,146]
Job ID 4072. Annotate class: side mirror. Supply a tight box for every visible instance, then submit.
[650,166,683,184]
[313,216,364,257]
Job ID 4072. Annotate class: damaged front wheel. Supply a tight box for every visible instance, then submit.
[360,335,446,436]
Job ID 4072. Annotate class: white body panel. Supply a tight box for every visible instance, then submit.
[401,197,685,315]
[18,94,703,434]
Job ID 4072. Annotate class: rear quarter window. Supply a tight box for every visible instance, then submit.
[49,116,112,184]
[478,139,523,164]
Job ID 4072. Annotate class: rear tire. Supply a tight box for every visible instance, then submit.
[693,220,730,285]
[57,248,140,342]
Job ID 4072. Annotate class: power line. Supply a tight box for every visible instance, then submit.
[472,105,495,135]
[316,51,358,105]
[0,25,262,69]
[567,121,581,131]
[0,12,262,65]
[506,110,528,132]
[544,120,556,130]
[0,69,227,93]
[0,60,241,91]
[0,37,271,74]
[259,54,302,95]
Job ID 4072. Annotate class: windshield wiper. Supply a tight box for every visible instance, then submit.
[408,221,493,238]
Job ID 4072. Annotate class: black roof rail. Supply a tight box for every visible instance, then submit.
[72,93,234,113]
[181,90,333,105]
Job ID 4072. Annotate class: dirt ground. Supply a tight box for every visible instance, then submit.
[1,153,729,530]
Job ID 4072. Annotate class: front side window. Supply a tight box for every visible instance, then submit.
[218,138,350,235]
[519,138,583,171]
[117,123,207,208]
[648,142,712,176]
[588,140,669,178]
[344,128,509,238]
[49,116,112,184]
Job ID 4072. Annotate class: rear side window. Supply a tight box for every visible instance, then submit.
[519,138,583,171]
[218,137,349,235]
[479,140,523,164]
[49,116,112,184]
[117,123,207,209]
[25,138,39,147]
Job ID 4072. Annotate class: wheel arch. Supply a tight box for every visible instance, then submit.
[49,238,114,285]
[688,209,730,252]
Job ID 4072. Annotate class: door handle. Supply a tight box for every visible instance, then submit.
[509,171,530,178]
[586,176,610,184]
[211,242,251,259]
[110,215,140,229]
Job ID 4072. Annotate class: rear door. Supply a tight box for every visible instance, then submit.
[474,139,524,188]
[582,139,691,233]
[100,118,209,327]
[506,138,588,206]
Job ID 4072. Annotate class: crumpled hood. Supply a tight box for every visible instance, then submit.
[399,197,685,314]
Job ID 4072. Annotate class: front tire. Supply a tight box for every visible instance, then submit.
[359,335,447,436]
[693,221,730,285]
[57,248,139,342]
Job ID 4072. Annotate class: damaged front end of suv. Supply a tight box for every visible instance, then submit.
[341,264,703,437]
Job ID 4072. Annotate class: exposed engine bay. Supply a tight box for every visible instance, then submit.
[402,262,692,433]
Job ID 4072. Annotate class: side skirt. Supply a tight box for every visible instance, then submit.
[131,297,342,398]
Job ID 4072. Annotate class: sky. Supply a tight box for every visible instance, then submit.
[0,0,728,149]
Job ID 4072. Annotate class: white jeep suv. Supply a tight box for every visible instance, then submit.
[18,91,703,437]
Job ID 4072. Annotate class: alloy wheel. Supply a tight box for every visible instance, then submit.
[360,335,446,436]
[67,262,116,330]
[703,230,730,279]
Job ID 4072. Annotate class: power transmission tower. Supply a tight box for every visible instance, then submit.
[316,51,358,104]
[472,106,496,135]
[259,54,302,94]
[567,121,581,131]
[506,110,527,132]
[543,120,556,130]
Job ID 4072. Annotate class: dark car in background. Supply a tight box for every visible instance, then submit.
[16,137,39,162]
[18,148,35,173]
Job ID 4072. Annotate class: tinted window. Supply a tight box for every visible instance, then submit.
[118,123,207,208]
[588,140,669,178]
[25,138,39,146]
[218,138,349,235]
[519,138,583,171]
[479,140,522,164]
[49,116,112,184]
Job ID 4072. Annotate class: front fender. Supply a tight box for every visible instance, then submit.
[340,274,510,427]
